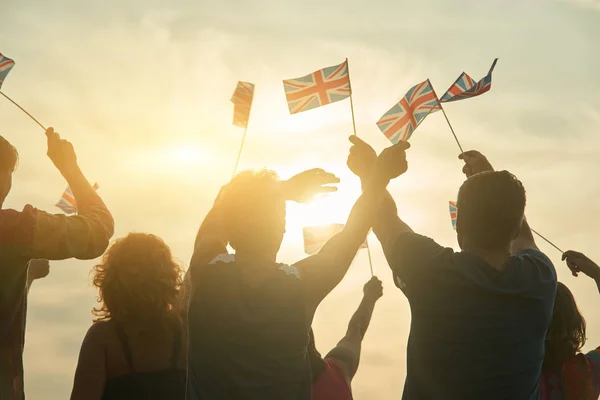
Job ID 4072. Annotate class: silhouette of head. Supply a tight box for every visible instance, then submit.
[220,169,286,258]
[92,233,183,329]
[543,282,586,371]
[0,136,18,206]
[456,170,525,251]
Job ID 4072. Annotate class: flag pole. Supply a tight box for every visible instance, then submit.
[366,238,374,277]
[531,228,564,254]
[231,125,248,180]
[346,58,374,276]
[429,82,464,154]
[346,58,358,137]
[0,91,46,131]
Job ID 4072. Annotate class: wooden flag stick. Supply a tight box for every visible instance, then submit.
[366,238,374,277]
[531,228,564,254]
[0,91,46,131]
[346,59,358,137]
[346,58,374,276]
[231,125,248,180]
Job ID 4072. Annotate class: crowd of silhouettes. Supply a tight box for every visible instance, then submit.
[0,128,599,399]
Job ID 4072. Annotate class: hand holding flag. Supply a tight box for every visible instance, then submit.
[347,136,377,180]
[458,150,494,177]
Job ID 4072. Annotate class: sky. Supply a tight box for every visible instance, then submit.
[2,0,600,398]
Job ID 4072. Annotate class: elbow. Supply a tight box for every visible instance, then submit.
[76,217,115,260]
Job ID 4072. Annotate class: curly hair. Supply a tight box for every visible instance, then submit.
[92,233,184,330]
[543,282,586,371]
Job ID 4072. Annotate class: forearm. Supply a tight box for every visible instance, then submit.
[62,165,102,209]
[347,295,378,339]
[361,175,412,252]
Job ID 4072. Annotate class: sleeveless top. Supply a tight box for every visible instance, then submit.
[186,253,312,400]
[101,324,186,400]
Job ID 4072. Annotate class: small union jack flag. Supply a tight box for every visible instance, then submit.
[56,183,99,215]
[283,60,351,114]
[449,201,458,230]
[0,53,15,90]
[231,81,254,128]
[377,79,441,144]
[303,223,367,255]
[441,59,498,103]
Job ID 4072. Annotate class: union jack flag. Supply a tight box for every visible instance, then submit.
[376,79,441,143]
[303,223,367,255]
[283,60,351,114]
[231,81,254,128]
[0,53,15,90]
[449,201,458,230]
[441,59,498,103]
[56,183,99,215]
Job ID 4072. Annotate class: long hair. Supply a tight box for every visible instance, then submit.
[543,282,586,371]
[92,233,183,331]
[0,135,18,173]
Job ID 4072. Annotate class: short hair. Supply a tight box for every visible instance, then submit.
[543,282,586,371]
[457,170,525,250]
[0,136,18,174]
[219,169,285,250]
[92,233,183,330]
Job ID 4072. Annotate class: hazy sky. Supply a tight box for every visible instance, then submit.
[2,0,600,398]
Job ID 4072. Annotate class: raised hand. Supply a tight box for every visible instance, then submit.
[282,168,340,203]
[46,127,78,173]
[347,136,377,179]
[363,276,383,301]
[28,259,50,281]
[562,250,600,280]
[373,140,411,182]
[458,150,494,178]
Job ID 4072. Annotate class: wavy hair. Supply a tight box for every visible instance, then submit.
[92,233,183,330]
[543,282,586,371]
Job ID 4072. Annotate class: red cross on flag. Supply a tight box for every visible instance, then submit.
[282,60,351,114]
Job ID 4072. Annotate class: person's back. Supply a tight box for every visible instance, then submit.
[345,143,557,399]
[398,241,555,398]
[188,254,311,399]
[71,233,186,400]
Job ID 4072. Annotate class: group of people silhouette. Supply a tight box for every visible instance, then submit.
[0,128,599,399]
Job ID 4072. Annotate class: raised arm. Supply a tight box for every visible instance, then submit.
[346,137,413,266]
[562,250,600,294]
[0,128,114,261]
[295,139,410,314]
[459,150,537,254]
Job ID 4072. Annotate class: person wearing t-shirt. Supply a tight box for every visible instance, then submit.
[185,140,411,400]
[347,137,557,400]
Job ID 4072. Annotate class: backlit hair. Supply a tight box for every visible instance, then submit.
[219,169,284,250]
[92,233,183,329]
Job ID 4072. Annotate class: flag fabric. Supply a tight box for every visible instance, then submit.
[449,201,458,230]
[440,58,498,103]
[0,53,15,90]
[231,81,254,128]
[56,183,99,215]
[283,60,351,114]
[303,223,367,255]
[376,79,441,144]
